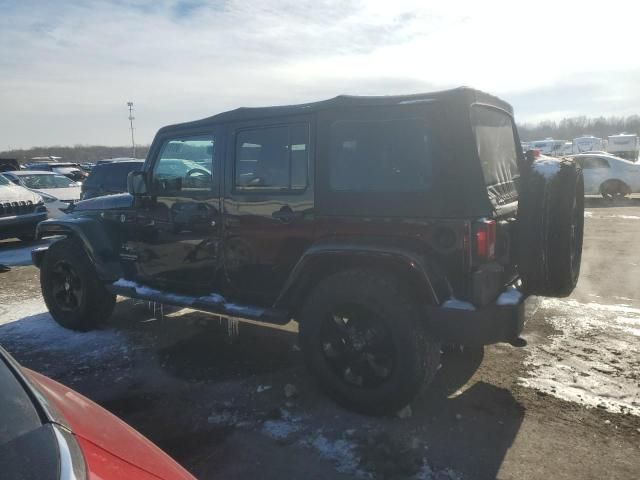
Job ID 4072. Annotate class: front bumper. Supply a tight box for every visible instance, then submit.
[0,211,47,235]
[426,287,535,346]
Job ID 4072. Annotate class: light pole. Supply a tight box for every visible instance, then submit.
[127,101,136,157]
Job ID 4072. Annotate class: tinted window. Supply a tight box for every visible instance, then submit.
[153,136,214,193]
[103,163,142,190]
[471,105,519,202]
[235,124,309,191]
[329,118,432,192]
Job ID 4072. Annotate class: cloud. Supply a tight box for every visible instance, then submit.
[0,0,638,148]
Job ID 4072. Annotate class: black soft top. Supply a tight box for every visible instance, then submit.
[158,87,513,133]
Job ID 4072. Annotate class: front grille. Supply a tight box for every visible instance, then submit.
[0,200,35,218]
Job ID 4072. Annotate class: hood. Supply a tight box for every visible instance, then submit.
[71,192,134,212]
[36,186,81,201]
[0,184,42,204]
[25,369,195,480]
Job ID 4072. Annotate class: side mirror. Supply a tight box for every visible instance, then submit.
[127,171,148,196]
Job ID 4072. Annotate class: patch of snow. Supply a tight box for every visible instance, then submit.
[617,215,640,220]
[496,286,523,306]
[442,298,475,311]
[520,297,640,416]
[256,385,272,393]
[584,211,593,218]
[0,298,128,364]
[262,420,299,440]
[305,433,362,475]
[532,159,561,179]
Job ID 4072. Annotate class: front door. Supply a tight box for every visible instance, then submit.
[223,117,315,306]
[130,131,222,294]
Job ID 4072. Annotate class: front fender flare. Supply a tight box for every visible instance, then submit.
[35,217,123,281]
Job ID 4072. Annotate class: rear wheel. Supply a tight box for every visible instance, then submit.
[41,238,116,331]
[600,180,629,201]
[298,269,440,415]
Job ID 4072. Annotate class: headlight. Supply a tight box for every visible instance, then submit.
[39,192,58,204]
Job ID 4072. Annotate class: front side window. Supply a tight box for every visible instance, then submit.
[234,124,309,191]
[329,118,433,192]
[153,136,214,193]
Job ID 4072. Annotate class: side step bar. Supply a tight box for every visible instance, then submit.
[107,279,291,325]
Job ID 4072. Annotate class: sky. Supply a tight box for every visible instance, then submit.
[1,0,639,149]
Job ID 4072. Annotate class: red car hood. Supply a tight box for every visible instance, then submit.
[24,369,195,480]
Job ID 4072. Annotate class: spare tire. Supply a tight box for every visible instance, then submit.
[517,158,584,297]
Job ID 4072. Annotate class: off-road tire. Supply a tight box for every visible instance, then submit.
[544,163,584,297]
[518,159,584,297]
[40,237,116,331]
[298,269,440,415]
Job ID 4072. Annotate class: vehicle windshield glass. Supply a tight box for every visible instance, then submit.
[472,105,520,204]
[21,174,75,189]
[0,174,11,186]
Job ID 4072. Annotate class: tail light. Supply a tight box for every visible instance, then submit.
[475,219,496,261]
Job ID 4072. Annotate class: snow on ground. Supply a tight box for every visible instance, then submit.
[0,297,129,366]
[520,298,640,416]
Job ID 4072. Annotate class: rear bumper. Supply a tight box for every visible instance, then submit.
[426,287,535,346]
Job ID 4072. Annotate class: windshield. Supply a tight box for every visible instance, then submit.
[0,174,11,186]
[21,174,75,189]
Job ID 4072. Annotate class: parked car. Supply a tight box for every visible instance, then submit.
[0,346,195,480]
[2,170,80,218]
[568,153,640,199]
[0,173,46,241]
[81,160,144,200]
[32,88,584,414]
[0,158,20,173]
[25,163,87,183]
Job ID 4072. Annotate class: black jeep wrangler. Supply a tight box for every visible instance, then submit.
[32,88,584,414]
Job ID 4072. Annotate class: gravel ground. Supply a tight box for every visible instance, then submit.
[1,198,639,479]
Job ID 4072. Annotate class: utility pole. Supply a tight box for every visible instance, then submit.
[127,101,136,157]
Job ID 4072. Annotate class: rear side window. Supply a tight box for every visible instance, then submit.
[234,124,309,191]
[329,118,432,192]
[578,156,610,169]
[471,105,520,203]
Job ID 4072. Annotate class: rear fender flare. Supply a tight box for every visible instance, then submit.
[274,241,448,317]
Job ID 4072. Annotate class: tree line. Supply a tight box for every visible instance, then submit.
[0,145,150,164]
[2,114,639,162]
[517,115,640,142]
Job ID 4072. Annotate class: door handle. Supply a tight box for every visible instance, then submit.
[272,207,296,223]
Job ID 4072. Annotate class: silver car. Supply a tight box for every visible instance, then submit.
[569,153,640,200]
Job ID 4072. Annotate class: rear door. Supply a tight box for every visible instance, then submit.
[222,116,315,306]
[129,130,223,293]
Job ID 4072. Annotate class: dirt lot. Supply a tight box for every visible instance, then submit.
[1,198,639,479]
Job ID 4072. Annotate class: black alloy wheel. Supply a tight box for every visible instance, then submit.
[50,261,84,311]
[319,305,395,388]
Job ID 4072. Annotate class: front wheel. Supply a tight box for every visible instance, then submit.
[40,238,116,331]
[298,269,440,415]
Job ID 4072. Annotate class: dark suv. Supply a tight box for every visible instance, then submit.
[80,160,144,200]
[32,88,584,414]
